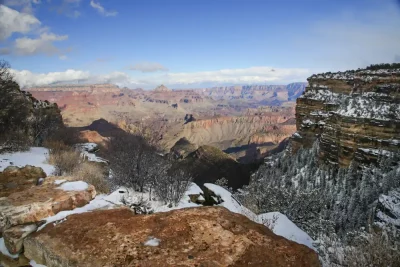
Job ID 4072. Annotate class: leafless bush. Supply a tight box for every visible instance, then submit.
[72,162,110,194]
[153,170,193,206]
[48,147,81,176]
[106,132,165,192]
[261,214,279,232]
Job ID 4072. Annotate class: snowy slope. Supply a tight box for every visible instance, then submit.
[0,147,54,175]
[259,212,314,249]
[203,183,314,248]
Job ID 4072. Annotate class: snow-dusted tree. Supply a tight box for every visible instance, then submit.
[0,60,31,150]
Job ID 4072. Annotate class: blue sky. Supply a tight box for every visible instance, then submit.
[1,0,400,88]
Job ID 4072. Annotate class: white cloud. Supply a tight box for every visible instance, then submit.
[90,0,117,17]
[59,55,68,60]
[0,5,41,40]
[11,69,91,87]
[4,0,40,14]
[129,62,169,73]
[14,32,68,56]
[11,66,313,89]
[0,5,69,57]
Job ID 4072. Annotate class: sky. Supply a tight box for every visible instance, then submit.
[1,0,400,89]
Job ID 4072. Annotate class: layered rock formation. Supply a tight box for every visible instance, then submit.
[0,165,96,261]
[24,207,320,267]
[293,67,400,166]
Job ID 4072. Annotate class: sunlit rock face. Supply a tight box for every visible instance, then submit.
[292,67,400,166]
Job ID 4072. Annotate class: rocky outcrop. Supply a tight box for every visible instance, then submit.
[178,113,295,150]
[24,207,320,267]
[153,84,171,92]
[175,145,257,190]
[0,176,96,235]
[170,137,198,159]
[293,67,400,166]
[0,165,46,198]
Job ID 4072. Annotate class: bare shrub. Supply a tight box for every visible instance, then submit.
[106,132,163,192]
[261,214,279,232]
[72,162,110,194]
[48,148,80,176]
[153,170,193,206]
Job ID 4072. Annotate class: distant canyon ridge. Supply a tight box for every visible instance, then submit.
[27,82,306,161]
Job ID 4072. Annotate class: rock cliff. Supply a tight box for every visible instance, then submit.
[292,66,400,166]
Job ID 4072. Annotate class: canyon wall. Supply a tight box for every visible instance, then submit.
[293,68,400,166]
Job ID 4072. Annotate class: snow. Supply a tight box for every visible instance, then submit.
[335,96,399,120]
[75,143,107,163]
[144,237,161,247]
[37,183,202,232]
[54,179,66,185]
[0,147,54,175]
[37,193,120,231]
[0,238,19,259]
[258,212,314,249]
[29,260,47,267]
[204,183,315,249]
[57,181,89,191]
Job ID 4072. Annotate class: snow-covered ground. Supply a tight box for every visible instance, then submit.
[259,212,314,248]
[203,183,315,249]
[0,147,54,175]
[75,143,107,163]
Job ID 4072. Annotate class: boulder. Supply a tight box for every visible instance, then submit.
[0,253,30,267]
[3,224,38,254]
[0,178,96,235]
[0,165,46,198]
[24,206,320,267]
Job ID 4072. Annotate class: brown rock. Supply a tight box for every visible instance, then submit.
[24,207,320,267]
[3,224,38,254]
[0,253,30,267]
[0,165,46,198]
[0,179,96,235]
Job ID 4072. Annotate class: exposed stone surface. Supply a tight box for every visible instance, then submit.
[3,224,38,254]
[0,253,30,267]
[24,207,320,267]
[293,67,400,166]
[0,165,46,198]
[0,177,96,235]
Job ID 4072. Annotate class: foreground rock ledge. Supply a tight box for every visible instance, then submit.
[24,207,320,267]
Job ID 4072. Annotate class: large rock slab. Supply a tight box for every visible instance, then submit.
[0,165,46,198]
[0,178,96,235]
[24,206,320,267]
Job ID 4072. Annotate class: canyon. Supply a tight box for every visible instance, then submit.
[28,83,305,161]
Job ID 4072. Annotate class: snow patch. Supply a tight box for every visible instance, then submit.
[144,237,161,247]
[259,212,314,249]
[0,238,19,259]
[54,179,66,185]
[0,147,54,175]
[29,260,47,267]
[57,181,89,191]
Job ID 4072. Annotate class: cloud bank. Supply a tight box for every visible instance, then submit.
[11,66,314,89]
